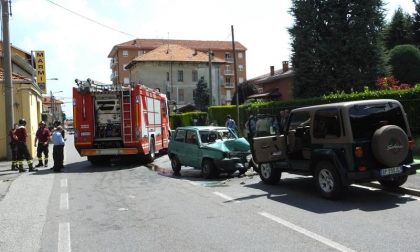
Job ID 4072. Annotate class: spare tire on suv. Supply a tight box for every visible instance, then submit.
[371,125,409,167]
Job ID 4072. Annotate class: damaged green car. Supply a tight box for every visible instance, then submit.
[168,126,252,178]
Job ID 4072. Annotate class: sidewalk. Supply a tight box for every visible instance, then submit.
[0,160,22,201]
[0,160,55,251]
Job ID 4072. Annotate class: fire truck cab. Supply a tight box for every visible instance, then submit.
[73,79,170,165]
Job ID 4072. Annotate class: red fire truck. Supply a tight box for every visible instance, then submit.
[73,79,170,165]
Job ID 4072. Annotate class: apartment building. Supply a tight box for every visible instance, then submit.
[108,39,247,105]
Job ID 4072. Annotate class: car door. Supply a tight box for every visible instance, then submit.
[183,130,201,168]
[171,129,186,162]
[252,116,287,164]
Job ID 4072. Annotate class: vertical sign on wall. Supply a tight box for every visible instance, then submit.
[35,50,47,93]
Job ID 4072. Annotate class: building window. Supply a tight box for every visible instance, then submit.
[226,90,231,101]
[123,77,130,84]
[225,52,233,62]
[122,50,128,57]
[239,77,244,83]
[238,65,244,71]
[192,70,198,82]
[178,70,184,82]
[178,88,184,102]
[238,52,243,59]
[123,64,128,71]
[138,50,145,56]
[166,72,170,81]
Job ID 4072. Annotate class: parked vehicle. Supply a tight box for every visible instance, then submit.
[251,99,420,199]
[73,79,170,165]
[168,126,252,178]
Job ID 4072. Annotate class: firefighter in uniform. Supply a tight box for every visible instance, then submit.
[9,123,19,171]
[34,121,51,167]
[15,119,36,172]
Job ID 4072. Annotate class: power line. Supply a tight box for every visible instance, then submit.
[45,0,136,38]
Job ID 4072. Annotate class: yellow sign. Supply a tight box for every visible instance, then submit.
[35,50,46,93]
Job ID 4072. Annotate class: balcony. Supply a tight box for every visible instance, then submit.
[110,58,118,68]
[224,83,234,88]
[110,72,118,81]
[225,57,234,63]
[224,69,234,76]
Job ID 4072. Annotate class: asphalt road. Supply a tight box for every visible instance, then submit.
[1,135,420,251]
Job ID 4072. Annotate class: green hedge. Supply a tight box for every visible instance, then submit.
[207,85,420,134]
[169,111,207,129]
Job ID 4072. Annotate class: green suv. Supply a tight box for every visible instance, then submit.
[251,99,420,199]
[168,126,252,178]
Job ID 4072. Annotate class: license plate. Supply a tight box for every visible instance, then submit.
[380,167,403,176]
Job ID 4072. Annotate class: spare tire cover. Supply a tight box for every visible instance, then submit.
[371,125,408,167]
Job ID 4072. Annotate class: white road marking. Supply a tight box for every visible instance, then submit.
[352,184,420,200]
[259,212,356,252]
[60,178,68,188]
[213,191,240,203]
[60,193,69,210]
[58,222,71,252]
[188,181,200,186]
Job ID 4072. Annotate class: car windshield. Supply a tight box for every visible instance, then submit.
[349,102,407,139]
[199,128,237,143]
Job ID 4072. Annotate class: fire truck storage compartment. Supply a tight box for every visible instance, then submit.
[94,94,122,139]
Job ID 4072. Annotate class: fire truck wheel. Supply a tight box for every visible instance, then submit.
[145,138,156,163]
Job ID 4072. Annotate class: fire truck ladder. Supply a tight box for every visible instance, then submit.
[122,88,133,143]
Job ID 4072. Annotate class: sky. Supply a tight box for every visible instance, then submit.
[6,0,417,118]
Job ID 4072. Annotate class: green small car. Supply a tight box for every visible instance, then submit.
[168,126,252,178]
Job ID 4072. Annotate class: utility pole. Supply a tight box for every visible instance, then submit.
[2,0,14,160]
[208,49,213,106]
[231,25,240,128]
[50,90,55,125]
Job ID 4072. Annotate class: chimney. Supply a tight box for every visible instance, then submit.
[270,66,275,76]
[282,61,289,72]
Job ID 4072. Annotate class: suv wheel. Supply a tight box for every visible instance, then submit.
[372,125,408,167]
[315,161,344,199]
[170,155,181,174]
[259,163,281,184]
[202,159,215,179]
[378,175,408,189]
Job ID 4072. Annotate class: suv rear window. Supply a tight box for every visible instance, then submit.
[174,130,186,142]
[349,102,407,139]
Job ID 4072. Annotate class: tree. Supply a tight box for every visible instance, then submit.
[383,7,414,51]
[193,77,209,111]
[289,0,386,98]
[231,81,258,105]
[413,0,420,47]
[388,44,420,84]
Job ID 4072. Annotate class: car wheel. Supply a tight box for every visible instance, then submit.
[259,163,281,184]
[202,159,215,179]
[145,138,155,163]
[378,175,408,189]
[170,155,181,174]
[315,161,345,200]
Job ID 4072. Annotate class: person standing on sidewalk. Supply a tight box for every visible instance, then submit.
[8,123,19,171]
[52,126,65,172]
[15,119,36,172]
[34,121,51,168]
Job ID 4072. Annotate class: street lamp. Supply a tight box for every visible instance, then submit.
[50,90,63,125]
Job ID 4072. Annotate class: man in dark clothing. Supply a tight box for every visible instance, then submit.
[15,119,36,172]
[9,123,19,171]
[34,121,51,167]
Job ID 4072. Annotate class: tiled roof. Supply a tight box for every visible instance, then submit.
[246,68,294,85]
[0,68,31,82]
[127,44,225,68]
[42,96,64,104]
[109,38,246,57]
